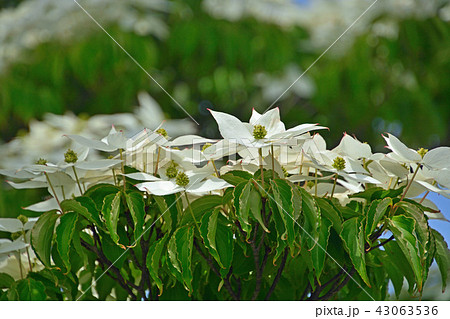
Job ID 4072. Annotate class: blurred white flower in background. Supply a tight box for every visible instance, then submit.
[0,0,170,72]
[203,0,447,53]
[0,92,196,169]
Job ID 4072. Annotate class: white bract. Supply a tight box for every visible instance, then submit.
[0,109,448,225]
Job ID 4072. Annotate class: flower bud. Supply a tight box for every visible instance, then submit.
[332,157,346,171]
[156,128,168,138]
[166,166,178,179]
[175,172,190,187]
[202,143,212,152]
[35,158,48,165]
[64,149,78,164]
[417,148,428,159]
[252,125,267,140]
[17,215,28,225]
[11,231,23,241]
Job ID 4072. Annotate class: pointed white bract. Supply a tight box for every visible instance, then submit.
[0,109,448,219]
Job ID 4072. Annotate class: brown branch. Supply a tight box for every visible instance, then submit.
[318,268,356,301]
[193,239,239,301]
[300,281,311,300]
[367,235,395,252]
[265,247,288,300]
[80,237,138,300]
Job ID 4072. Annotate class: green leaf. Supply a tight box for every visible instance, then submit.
[234,181,252,237]
[340,217,370,286]
[200,209,234,271]
[311,215,332,281]
[125,191,145,241]
[270,179,296,250]
[372,249,404,299]
[167,226,194,292]
[55,211,78,273]
[384,240,416,294]
[221,170,253,186]
[432,229,449,292]
[388,215,423,291]
[13,278,46,301]
[147,234,169,296]
[84,183,121,211]
[153,195,177,232]
[242,186,269,233]
[102,192,122,246]
[60,197,103,230]
[268,197,288,264]
[365,198,392,240]
[0,273,14,289]
[315,197,343,233]
[181,195,222,226]
[396,201,435,282]
[349,186,404,201]
[31,211,60,268]
[299,187,320,250]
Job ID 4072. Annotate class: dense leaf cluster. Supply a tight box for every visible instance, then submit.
[1,168,448,301]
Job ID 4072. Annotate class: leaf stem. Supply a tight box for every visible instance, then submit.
[259,148,264,190]
[120,149,127,192]
[44,172,62,211]
[271,145,275,173]
[154,146,161,176]
[184,192,201,235]
[72,166,83,195]
[330,173,338,198]
[399,163,421,203]
[314,169,318,197]
[211,159,220,177]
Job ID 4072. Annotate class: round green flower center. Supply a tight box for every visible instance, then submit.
[202,143,212,152]
[64,149,78,163]
[11,231,23,241]
[417,148,428,159]
[332,157,346,171]
[156,128,168,138]
[166,165,179,179]
[252,125,267,139]
[175,172,190,187]
[17,215,28,225]
[35,158,48,165]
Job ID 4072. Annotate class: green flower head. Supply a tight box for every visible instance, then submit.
[17,215,28,225]
[332,157,346,171]
[417,148,428,159]
[64,149,78,164]
[166,165,179,179]
[281,166,289,178]
[11,231,23,241]
[252,125,267,140]
[156,128,168,138]
[175,172,190,187]
[202,143,212,152]
[35,158,48,165]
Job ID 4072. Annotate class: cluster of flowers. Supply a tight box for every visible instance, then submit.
[1,108,449,278]
[204,0,449,52]
[0,92,195,169]
[0,0,170,72]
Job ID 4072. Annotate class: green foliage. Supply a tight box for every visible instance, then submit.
[1,2,447,148]
[1,167,446,301]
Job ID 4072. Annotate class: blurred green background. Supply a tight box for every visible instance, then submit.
[0,0,449,299]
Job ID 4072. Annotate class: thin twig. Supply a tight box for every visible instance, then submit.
[193,239,239,300]
[367,235,394,252]
[265,248,288,300]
